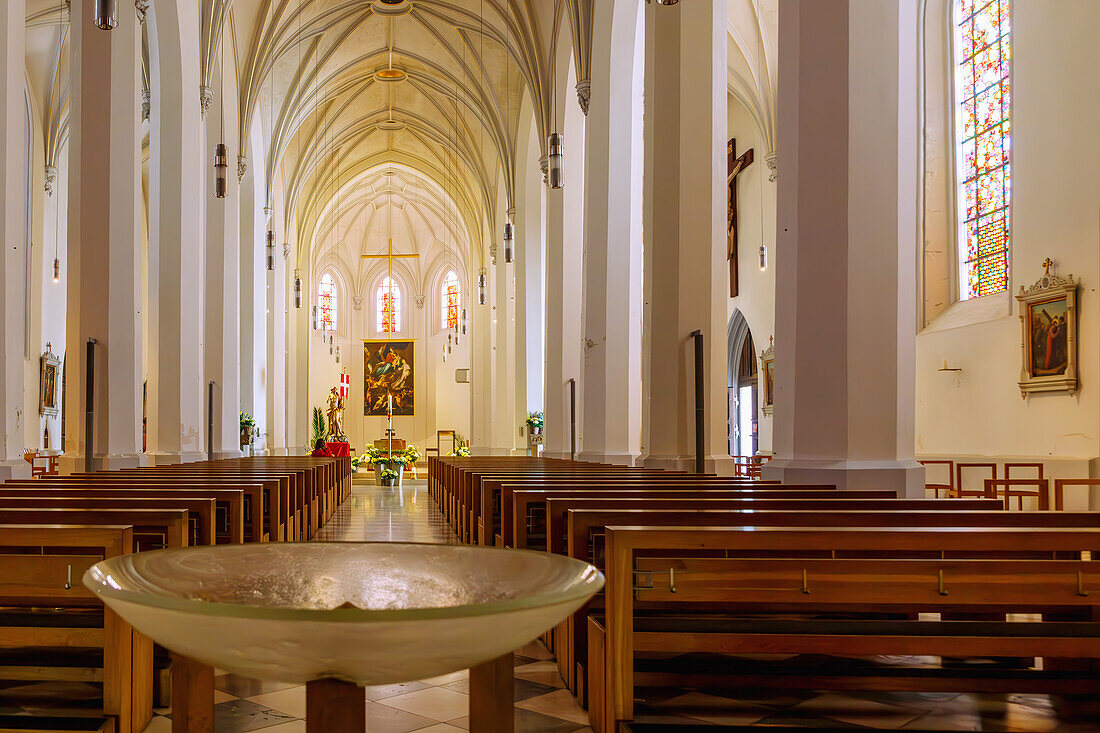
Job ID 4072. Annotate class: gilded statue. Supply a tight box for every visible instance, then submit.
[325,387,345,442]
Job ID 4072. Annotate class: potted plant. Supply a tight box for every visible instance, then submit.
[525,411,544,435]
[311,407,326,450]
[379,468,399,487]
[240,413,257,448]
[350,456,362,474]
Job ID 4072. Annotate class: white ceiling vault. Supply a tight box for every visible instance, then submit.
[22,0,776,289]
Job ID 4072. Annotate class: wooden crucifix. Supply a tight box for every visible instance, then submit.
[727,138,754,298]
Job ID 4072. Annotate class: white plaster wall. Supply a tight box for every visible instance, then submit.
[725,94,776,452]
[916,0,1100,468]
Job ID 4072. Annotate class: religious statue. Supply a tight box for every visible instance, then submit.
[325,387,346,442]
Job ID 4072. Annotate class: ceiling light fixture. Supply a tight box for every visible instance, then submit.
[548,133,564,189]
[93,0,118,29]
[372,0,413,17]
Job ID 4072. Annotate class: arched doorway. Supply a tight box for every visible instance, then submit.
[727,312,758,457]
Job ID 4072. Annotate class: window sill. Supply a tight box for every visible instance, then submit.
[920,290,1013,335]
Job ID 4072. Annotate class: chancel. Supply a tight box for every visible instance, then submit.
[2,0,1099,731]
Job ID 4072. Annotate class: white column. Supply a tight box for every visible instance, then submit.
[469,263,493,454]
[266,200,287,456]
[0,0,27,477]
[579,0,644,466]
[642,0,730,473]
[62,0,144,472]
[148,0,207,464]
[204,64,242,459]
[239,131,267,454]
[762,0,923,496]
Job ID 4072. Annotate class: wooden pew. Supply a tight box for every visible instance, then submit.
[0,524,148,733]
[479,475,773,547]
[2,484,246,545]
[595,525,1100,732]
[0,508,188,551]
[0,494,217,546]
[500,486,889,549]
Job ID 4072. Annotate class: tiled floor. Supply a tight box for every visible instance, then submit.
[139,480,1093,732]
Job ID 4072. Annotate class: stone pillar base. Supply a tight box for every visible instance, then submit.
[577,451,642,467]
[58,454,147,474]
[762,458,926,498]
[145,451,209,466]
[0,460,32,479]
[213,449,245,459]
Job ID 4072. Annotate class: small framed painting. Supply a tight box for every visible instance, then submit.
[759,337,775,415]
[40,344,60,417]
[1016,260,1078,397]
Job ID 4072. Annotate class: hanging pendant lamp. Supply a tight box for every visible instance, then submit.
[758,242,768,272]
[312,305,320,331]
[503,221,514,264]
[477,269,487,305]
[213,144,228,199]
[548,133,564,189]
[93,0,118,30]
[461,308,467,335]
[266,230,275,271]
[52,258,60,283]
[293,269,302,308]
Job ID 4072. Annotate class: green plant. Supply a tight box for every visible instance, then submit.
[525,411,544,430]
[240,413,257,432]
[380,468,399,482]
[350,456,362,472]
[311,407,326,448]
[450,445,471,457]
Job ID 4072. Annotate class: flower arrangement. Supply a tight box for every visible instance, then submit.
[350,456,362,473]
[525,411,544,431]
[380,468,399,485]
[450,445,471,457]
[402,445,422,466]
[240,413,257,447]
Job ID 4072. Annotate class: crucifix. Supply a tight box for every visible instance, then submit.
[362,238,419,327]
[727,138,754,298]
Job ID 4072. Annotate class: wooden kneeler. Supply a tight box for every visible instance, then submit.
[171,652,515,733]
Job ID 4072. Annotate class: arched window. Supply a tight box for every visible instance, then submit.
[376,276,401,333]
[318,272,337,332]
[441,271,460,329]
[953,0,1011,300]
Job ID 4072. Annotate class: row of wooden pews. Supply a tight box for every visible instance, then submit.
[429,456,1100,732]
[0,456,350,733]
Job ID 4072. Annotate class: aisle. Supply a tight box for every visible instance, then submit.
[143,480,593,733]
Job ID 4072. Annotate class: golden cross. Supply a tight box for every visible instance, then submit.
[1042,257,1055,276]
[361,238,419,281]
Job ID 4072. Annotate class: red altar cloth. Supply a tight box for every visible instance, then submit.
[326,442,351,457]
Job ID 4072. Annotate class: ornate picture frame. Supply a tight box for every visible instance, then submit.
[1016,260,1078,397]
[39,344,61,417]
[759,337,775,416]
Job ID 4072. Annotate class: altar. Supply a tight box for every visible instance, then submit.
[373,429,405,454]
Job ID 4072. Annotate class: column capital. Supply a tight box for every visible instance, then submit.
[765,151,777,181]
[199,85,214,117]
[575,80,591,116]
[135,0,149,24]
[141,89,151,121]
[237,155,248,180]
[538,155,549,185]
[44,165,57,196]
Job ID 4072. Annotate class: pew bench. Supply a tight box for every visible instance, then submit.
[593,525,1100,733]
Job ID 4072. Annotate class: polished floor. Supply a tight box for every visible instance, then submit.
[137,480,1096,732]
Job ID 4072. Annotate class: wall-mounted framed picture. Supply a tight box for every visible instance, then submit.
[759,337,775,416]
[1016,259,1078,397]
[363,340,415,416]
[39,344,60,417]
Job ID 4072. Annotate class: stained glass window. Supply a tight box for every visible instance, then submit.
[318,273,337,332]
[376,276,401,333]
[441,271,460,329]
[954,0,1011,299]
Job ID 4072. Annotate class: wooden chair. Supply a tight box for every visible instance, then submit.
[1054,479,1100,511]
[955,462,997,498]
[919,459,954,498]
[984,477,1051,510]
[1005,462,1045,479]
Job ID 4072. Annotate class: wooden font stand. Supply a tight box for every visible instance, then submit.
[171,652,515,733]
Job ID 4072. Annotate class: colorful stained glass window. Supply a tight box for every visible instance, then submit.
[376,276,401,333]
[954,0,1011,299]
[318,273,337,332]
[441,271,460,329]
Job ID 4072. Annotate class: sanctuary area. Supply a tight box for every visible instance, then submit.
[0,0,1099,731]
